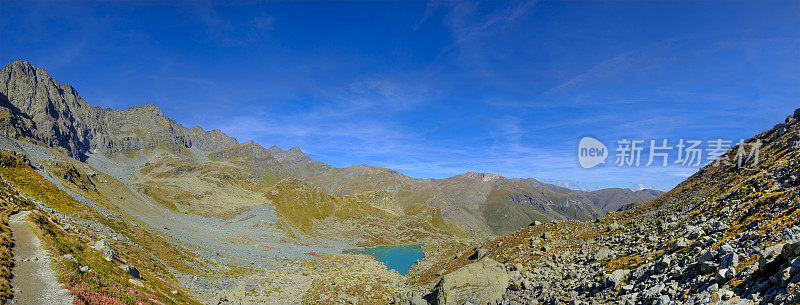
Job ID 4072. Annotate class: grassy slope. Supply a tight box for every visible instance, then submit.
[0,152,30,303]
[267,178,464,246]
[0,150,205,305]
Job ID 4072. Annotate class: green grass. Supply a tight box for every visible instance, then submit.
[0,151,82,217]
[0,149,203,304]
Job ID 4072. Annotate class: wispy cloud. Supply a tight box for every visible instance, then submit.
[339,75,436,110]
[545,36,736,95]
[445,0,537,44]
[427,0,539,83]
[192,2,274,46]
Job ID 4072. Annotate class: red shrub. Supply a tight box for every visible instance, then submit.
[70,287,126,305]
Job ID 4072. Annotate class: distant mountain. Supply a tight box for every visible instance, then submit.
[585,188,665,212]
[0,60,662,237]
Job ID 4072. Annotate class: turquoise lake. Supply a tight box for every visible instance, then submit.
[345,244,424,276]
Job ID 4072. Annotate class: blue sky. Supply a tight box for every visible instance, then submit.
[2,1,799,191]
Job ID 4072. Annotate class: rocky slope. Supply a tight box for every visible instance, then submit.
[402,108,800,305]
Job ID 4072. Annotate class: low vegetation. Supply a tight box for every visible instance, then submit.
[0,149,204,304]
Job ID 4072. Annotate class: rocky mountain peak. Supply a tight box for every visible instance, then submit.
[125,103,165,117]
[0,60,238,158]
[274,146,312,164]
[463,172,503,182]
[4,60,32,77]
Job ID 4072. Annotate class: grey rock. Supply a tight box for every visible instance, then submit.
[698,249,716,263]
[120,265,141,279]
[93,239,108,250]
[783,226,800,244]
[783,227,800,258]
[434,258,509,305]
[606,269,630,287]
[643,283,664,299]
[719,244,735,254]
[686,226,705,239]
[476,248,488,259]
[716,268,735,282]
[722,290,735,300]
[594,247,612,261]
[701,261,719,274]
[622,284,634,292]
[102,246,115,262]
[671,238,689,251]
[760,243,785,268]
[721,253,739,269]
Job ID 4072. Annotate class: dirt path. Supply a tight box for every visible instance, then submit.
[9,211,73,305]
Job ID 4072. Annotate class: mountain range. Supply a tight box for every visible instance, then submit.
[0,60,662,237]
[0,59,798,305]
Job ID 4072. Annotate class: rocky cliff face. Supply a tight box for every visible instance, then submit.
[0,60,237,159]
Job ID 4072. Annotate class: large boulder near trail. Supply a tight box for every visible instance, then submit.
[433,258,509,305]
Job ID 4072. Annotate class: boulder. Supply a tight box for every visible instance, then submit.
[595,247,612,261]
[716,268,735,282]
[782,227,800,258]
[722,290,735,300]
[622,284,634,293]
[476,248,487,259]
[434,258,509,305]
[93,239,108,250]
[120,265,141,279]
[671,238,689,251]
[719,244,735,254]
[701,261,719,274]
[606,269,630,287]
[643,283,664,299]
[408,297,428,305]
[658,255,672,269]
[698,249,716,263]
[94,239,115,261]
[102,247,115,262]
[721,253,739,269]
[784,226,800,244]
[760,243,785,268]
[686,226,705,239]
